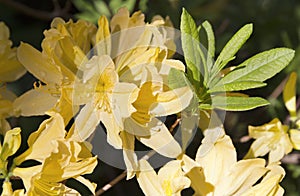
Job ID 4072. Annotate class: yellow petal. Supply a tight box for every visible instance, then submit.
[74,176,97,195]
[290,129,300,150]
[12,165,42,192]
[120,131,138,179]
[100,111,123,149]
[13,87,59,117]
[244,137,271,159]
[110,8,145,33]
[196,133,236,186]
[181,155,214,195]
[69,103,100,142]
[0,23,26,82]
[136,159,163,196]
[17,43,62,84]
[224,159,268,195]
[95,16,111,56]
[14,113,66,164]
[136,118,182,158]
[1,181,13,196]
[150,86,193,116]
[113,82,139,119]
[0,22,9,40]
[0,128,21,160]
[283,72,297,119]
[158,160,190,195]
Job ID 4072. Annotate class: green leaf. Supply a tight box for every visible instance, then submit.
[211,24,253,78]
[208,81,267,93]
[180,8,202,83]
[200,96,269,111]
[168,68,190,89]
[202,21,215,70]
[215,48,295,86]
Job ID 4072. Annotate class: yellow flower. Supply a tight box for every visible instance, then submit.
[70,8,192,168]
[11,112,97,195]
[244,118,293,163]
[136,159,190,196]
[181,128,285,196]
[69,55,139,149]
[0,22,25,82]
[14,18,96,123]
[13,140,97,195]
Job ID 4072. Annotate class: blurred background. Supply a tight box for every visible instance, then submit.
[1,0,300,195]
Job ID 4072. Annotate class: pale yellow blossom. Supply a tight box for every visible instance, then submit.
[245,118,293,163]
[136,159,190,196]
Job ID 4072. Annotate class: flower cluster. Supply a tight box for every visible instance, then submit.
[0,7,297,196]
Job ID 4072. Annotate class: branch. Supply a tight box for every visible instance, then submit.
[281,153,300,164]
[0,0,72,21]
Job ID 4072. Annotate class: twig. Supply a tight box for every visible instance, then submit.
[95,117,181,195]
[268,75,289,100]
[281,153,300,164]
[0,0,72,21]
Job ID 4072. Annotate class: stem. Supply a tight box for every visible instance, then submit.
[95,117,181,195]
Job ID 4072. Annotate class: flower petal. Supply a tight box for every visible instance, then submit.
[17,42,62,84]
[13,87,59,117]
[136,159,163,196]
[150,86,193,117]
[283,72,297,119]
[136,118,182,158]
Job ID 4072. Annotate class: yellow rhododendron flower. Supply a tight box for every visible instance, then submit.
[13,140,97,195]
[9,113,97,194]
[245,118,293,163]
[136,159,190,196]
[66,8,192,180]
[181,128,285,196]
[14,18,96,123]
[0,22,25,82]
